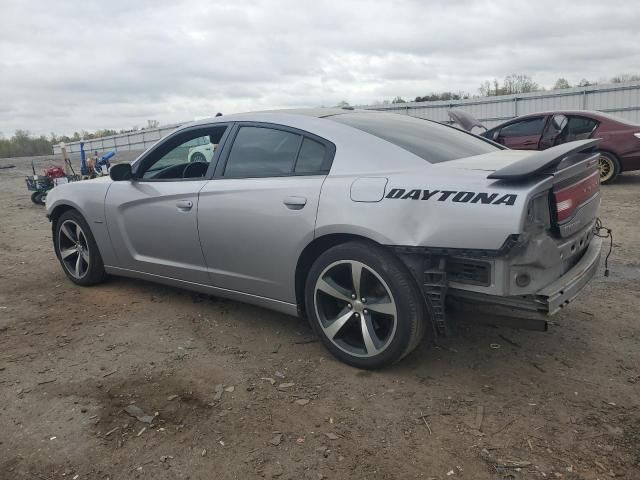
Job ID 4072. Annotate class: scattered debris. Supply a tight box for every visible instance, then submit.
[167,394,179,401]
[530,362,546,373]
[261,377,276,385]
[293,338,319,344]
[224,386,235,393]
[473,405,484,431]
[295,398,310,406]
[275,371,286,379]
[102,369,118,378]
[136,427,146,437]
[278,382,295,389]
[104,426,119,437]
[489,343,501,349]
[271,343,281,353]
[498,334,521,348]
[124,405,155,424]
[269,434,283,446]
[419,410,432,435]
[325,432,339,440]
[213,384,224,400]
[36,378,57,385]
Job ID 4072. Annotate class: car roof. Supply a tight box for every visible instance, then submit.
[505,110,632,122]
[489,109,640,129]
[190,107,366,126]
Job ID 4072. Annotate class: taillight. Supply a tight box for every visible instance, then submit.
[634,132,640,139]
[553,170,600,222]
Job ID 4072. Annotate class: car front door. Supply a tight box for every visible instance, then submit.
[496,116,547,150]
[197,123,335,303]
[104,124,230,284]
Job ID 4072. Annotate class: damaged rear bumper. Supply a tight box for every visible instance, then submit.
[449,236,602,325]
[535,235,602,314]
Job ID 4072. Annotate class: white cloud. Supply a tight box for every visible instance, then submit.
[1,0,639,136]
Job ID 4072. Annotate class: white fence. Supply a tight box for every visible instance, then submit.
[54,80,640,155]
[360,80,640,128]
[54,123,182,155]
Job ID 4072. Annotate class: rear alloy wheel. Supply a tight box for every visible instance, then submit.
[598,151,620,184]
[305,241,426,369]
[54,210,106,286]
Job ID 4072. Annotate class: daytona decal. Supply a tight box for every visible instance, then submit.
[385,188,517,206]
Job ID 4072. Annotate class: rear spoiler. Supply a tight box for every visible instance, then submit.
[487,139,600,180]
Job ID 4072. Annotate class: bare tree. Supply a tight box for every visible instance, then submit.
[553,78,571,89]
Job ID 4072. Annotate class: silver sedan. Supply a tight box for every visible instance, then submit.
[46,108,602,368]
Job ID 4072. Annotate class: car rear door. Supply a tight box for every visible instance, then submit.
[496,116,547,150]
[197,122,335,303]
[104,124,230,284]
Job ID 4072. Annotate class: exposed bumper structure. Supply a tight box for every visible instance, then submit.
[448,236,602,328]
[535,235,602,314]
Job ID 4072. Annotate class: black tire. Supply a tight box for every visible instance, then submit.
[305,241,427,369]
[190,152,206,163]
[31,191,45,205]
[54,209,106,286]
[598,151,620,184]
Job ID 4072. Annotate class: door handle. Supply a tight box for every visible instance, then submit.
[283,196,307,210]
[176,200,193,211]
[522,140,537,146]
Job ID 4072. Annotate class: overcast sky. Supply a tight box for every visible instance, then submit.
[1,0,639,136]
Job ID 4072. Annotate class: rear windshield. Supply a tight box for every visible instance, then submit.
[330,112,500,163]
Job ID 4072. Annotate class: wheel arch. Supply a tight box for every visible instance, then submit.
[49,203,79,232]
[295,233,377,314]
[597,148,622,169]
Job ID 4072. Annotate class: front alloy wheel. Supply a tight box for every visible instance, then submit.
[54,210,106,286]
[58,219,90,279]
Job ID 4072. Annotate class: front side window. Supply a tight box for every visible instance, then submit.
[499,117,545,138]
[330,112,498,164]
[137,125,227,180]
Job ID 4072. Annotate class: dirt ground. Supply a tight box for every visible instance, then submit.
[0,154,638,480]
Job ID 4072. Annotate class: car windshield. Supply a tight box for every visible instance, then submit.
[330,112,500,163]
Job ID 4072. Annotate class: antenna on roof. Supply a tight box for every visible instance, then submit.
[215,112,223,117]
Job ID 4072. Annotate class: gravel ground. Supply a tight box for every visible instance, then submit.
[0,154,638,480]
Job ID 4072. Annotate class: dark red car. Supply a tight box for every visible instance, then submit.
[449,110,640,183]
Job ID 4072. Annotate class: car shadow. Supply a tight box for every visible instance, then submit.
[101,275,596,381]
[611,171,640,185]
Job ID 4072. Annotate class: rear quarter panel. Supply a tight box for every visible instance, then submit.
[316,148,547,251]
[594,121,640,171]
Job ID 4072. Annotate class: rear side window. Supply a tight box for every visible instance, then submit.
[224,127,301,177]
[499,117,545,138]
[567,116,598,136]
[294,138,326,173]
[330,112,498,164]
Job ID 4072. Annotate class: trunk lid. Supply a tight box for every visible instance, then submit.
[448,109,486,132]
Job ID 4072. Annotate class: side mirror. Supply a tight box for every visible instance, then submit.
[109,163,133,181]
